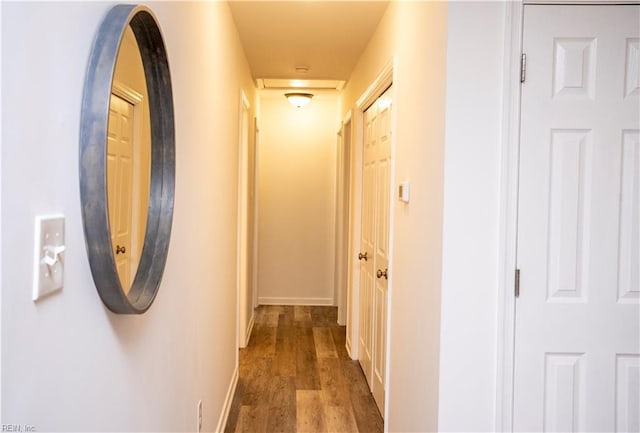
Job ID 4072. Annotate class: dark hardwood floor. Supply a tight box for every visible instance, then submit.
[225,305,384,433]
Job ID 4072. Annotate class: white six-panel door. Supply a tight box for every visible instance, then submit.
[515,5,640,432]
[358,86,392,416]
[372,88,392,413]
[359,103,376,388]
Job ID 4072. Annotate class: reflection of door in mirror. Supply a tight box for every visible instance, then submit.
[107,25,151,293]
[107,94,134,290]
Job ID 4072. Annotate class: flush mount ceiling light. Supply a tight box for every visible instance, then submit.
[285,92,313,108]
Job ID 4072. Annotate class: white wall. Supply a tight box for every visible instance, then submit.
[341,3,449,431]
[438,3,506,431]
[1,1,515,430]
[342,2,513,431]
[1,2,254,430]
[257,94,339,305]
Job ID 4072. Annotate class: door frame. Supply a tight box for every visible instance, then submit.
[335,117,352,326]
[346,60,396,422]
[495,2,523,431]
[344,108,360,357]
[252,117,260,312]
[236,89,253,349]
[347,61,395,359]
[495,1,638,430]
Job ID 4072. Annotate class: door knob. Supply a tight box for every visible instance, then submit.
[358,252,368,261]
[376,268,388,279]
[116,245,126,255]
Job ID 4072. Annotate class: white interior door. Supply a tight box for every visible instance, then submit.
[107,93,134,291]
[358,86,393,415]
[514,5,640,432]
[359,104,377,388]
[372,87,392,415]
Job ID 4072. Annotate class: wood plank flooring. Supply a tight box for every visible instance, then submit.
[225,305,383,433]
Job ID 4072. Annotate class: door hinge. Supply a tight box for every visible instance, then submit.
[520,53,526,84]
[515,268,521,298]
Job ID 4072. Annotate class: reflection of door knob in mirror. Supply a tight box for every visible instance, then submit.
[376,268,388,279]
[116,245,126,255]
[358,252,368,261]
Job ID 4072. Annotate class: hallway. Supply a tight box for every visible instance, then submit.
[225,306,383,433]
[6,2,610,431]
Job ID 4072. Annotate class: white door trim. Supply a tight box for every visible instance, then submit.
[348,60,395,361]
[495,2,524,431]
[356,60,394,111]
[335,120,351,326]
[236,89,252,349]
[252,117,260,312]
[349,59,396,426]
[344,108,361,359]
[335,127,343,315]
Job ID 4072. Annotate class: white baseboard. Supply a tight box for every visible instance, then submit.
[215,365,239,433]
[258,296,334,306]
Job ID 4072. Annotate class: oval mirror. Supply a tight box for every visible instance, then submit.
[80,4,175,314]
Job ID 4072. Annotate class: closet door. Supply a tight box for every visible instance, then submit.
[358,86,393,415]
[372,87,392,414]
[358,103,377,388]
[514,6,640,431]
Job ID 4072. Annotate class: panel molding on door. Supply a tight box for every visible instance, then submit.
[514,5,640,432]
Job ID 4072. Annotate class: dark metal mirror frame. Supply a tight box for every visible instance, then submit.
[80,4,175,314]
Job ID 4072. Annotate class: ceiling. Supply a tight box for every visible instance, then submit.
[228,1,389,89]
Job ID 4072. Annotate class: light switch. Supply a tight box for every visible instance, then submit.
[33,214,65,301]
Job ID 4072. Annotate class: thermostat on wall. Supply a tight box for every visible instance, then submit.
[399,182,410,203]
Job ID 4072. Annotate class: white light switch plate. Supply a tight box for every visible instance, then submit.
[33,214,65,301]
